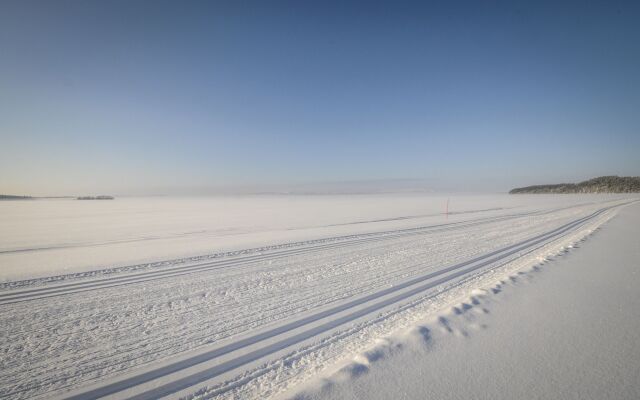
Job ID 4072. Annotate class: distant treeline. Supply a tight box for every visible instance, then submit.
[510,176,640,194]
[0,195,33,200]
[77,195,115,200]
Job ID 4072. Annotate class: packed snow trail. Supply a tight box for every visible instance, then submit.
[292,201,640,400]
[63,205,618,400]
[0,204,588,305]
[0,197,634,400]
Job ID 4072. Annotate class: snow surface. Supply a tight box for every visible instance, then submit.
[0,194,628,280]
[0,194,637,399]
[288,201,640,400]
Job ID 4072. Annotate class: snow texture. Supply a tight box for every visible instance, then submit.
[288,201,640,400]
[0,194,637,399]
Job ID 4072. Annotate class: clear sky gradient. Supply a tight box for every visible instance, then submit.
[1,0,639,195]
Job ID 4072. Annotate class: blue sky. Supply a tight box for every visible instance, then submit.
[1,0,639,195]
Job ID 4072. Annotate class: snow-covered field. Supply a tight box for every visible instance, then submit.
[0,194,637,399]
[292,199,640,400]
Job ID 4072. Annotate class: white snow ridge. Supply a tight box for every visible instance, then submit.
[1,195,638,400]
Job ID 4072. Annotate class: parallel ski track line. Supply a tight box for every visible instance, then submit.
[58,204,617,400]
[1,201,609,293]
[2,200,608,293]
[0,207,565,305]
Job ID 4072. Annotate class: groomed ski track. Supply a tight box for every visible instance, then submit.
[0,203,601,305]
[0,199,634,400]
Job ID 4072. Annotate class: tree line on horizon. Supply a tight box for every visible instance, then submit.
[0,194,33,200]
[510,176,640,194]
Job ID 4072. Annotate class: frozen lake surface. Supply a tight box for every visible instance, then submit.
[0,194,631,280]
[0,194,637,399]
[293,200,640,400]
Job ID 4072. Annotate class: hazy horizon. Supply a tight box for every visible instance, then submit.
[6,176,640,198]
[2,1,639,196]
